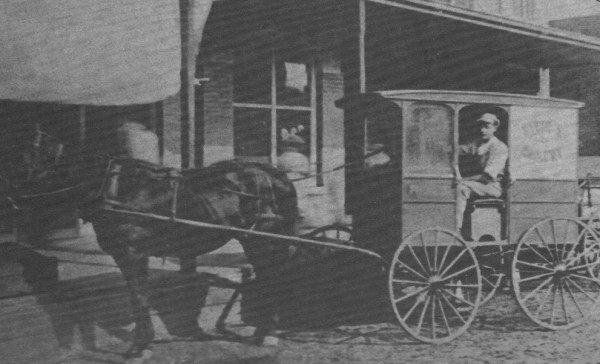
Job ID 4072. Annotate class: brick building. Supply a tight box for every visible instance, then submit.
[2,0,600,227]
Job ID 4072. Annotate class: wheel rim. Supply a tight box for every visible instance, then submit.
[513,217,600,330]
[584,213,600,279]
[388,228,481,343]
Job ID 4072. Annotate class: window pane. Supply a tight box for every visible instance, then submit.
[277,110,310,156]
[405,103,453,175]
[234,108,271,161]
[276,61,310,106]
[233,49,271,104]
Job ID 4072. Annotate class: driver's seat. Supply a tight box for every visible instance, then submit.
[470,197,505,242]
[467,171,510,242]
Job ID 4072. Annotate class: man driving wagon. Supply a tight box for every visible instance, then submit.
[456,112,508,240]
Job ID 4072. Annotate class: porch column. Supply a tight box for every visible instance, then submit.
[538,67,550,97]
[359,0,366,93]
[180,0,196,168]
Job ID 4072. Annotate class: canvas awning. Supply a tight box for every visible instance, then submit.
[0,0,214,106]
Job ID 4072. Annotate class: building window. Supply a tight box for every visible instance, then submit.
[233,49,317,172]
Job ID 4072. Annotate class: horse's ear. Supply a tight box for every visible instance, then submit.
[290,127,297,136]
[281,128,289,140]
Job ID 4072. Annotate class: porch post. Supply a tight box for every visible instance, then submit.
[359,0,366,93]
[180,0,196,168]
[538,67,550,97]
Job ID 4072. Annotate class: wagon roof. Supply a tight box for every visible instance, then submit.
[336,90,585,109]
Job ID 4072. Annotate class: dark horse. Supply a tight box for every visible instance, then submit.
[5,135,298,358]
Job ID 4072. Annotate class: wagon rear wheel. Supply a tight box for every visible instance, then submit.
[389,228,481,343]
[513,217,600,330]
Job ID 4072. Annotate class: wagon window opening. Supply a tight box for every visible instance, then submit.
[405,103,453,175]
[458,105,509,180]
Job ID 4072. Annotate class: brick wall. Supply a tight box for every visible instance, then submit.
[200,51,234,166]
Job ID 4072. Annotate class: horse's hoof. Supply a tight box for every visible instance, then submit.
[124,349,153,364]
[249,327,279,346]
[123,346,152,360]
[261,335,279,346]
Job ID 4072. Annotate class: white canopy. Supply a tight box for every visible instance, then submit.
[0,0,212,105]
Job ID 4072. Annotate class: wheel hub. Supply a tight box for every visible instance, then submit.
[428,275,445,290]
[553,263,571,278]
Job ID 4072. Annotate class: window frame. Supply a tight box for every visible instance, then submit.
[233,51,318,175]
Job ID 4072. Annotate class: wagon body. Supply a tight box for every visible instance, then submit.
[337,90,584,249]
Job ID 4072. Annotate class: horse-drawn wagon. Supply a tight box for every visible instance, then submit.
[336,90,600,343]
[2,90,600,356]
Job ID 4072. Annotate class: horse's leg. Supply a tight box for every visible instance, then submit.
[240,237,290,345]
[112,253,154,358]
[175,254,211,340]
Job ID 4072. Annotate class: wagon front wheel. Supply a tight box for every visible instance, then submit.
[389,228,481,343]
[513,217,600,330]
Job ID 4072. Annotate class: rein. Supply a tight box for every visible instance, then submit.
[289,148,385,182]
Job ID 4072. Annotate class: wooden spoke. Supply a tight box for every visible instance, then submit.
[559,279,569,323]
[441,288,476,308]
[535,226,558,264]
[437,242,453,277]
[563,278,585,317]
[416,293,431,335]
[564,277,600,303]
[439,248,469,278]
[520,276,554,303]
[393,258,429,282]
[392,278,429,286]
[566,261,600,272]
[433,230,440,274]
[521,245,554,267]
[567,273,600,286]
[407,243,430,277]
[549,280,559,326]
[419,232,433,275]
[441,265,477,282]
[560,219,571,261]
[534,282,555,318]
[438,289,468,324]
[401,295,425,322]
[435,292,452,336]
[393,285,429,304]
[515,259,554,272]
[431,292,437,340]
[518,271,555,284]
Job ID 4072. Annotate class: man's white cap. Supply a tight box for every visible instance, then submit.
[477,113,500,126]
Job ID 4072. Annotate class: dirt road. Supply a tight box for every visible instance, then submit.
[39,290,600,364]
